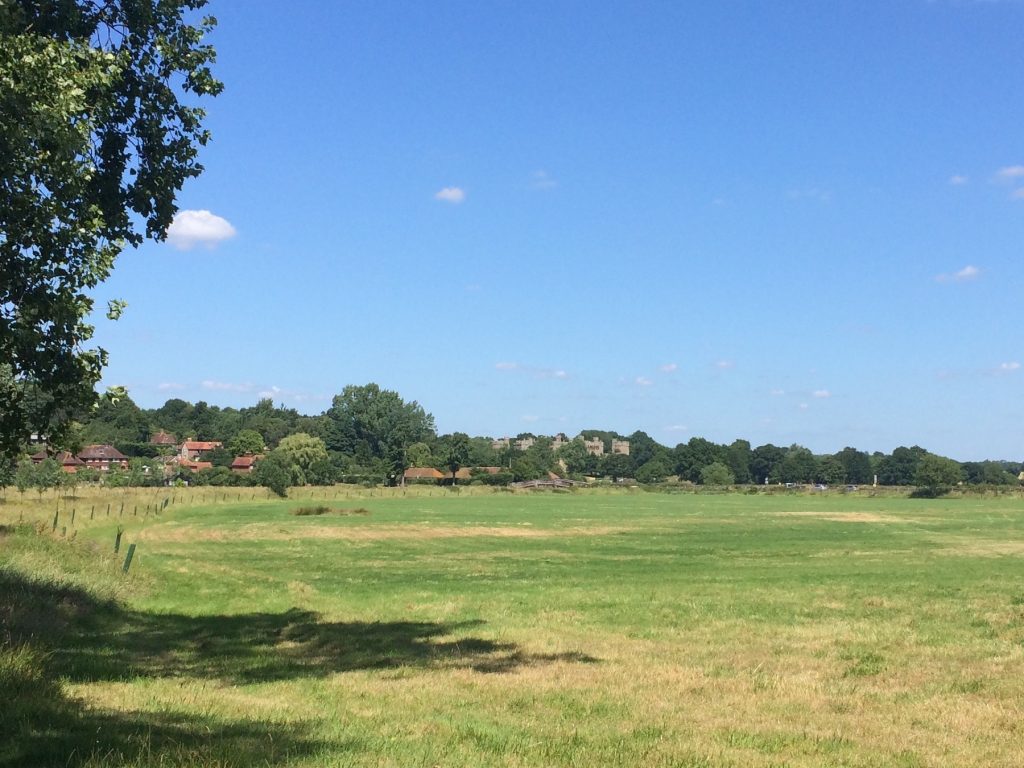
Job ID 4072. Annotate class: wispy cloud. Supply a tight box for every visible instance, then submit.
[770,388,786,396]
[201,379,254,392]
[995,165,1024,180]
[812,389,831,399]
[530,170,558,190]
[165,210,236,250]
[434,187,466,203]
[157,382,185,391]
[948,174,969,185]
[664,424,688,433]
[997,361,1021,373]
[659,363,679,373]
[798,402,809,410]
[495,362,568,380]
[635,376,653,387]
[935,265,980,283]
[714,360,735,370]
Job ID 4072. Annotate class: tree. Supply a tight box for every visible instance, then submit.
[275,433,329,486]
[725,439,753,484]
[0,1,222,460]
[324,384,436,475]
[816,455,845,485]
[751,443,786,484]
[878,446,926,486]
[700,461,734,486]
[228,429,266,457]
[913,453,962,496]
[836,447,872,485]
[253,451,292,498]
[777,445,818,484]
[636,458,671,484]
[436,432,470,484]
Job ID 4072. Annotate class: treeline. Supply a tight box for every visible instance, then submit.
[10,383,1022,496]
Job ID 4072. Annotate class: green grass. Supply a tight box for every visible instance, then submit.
[2,488,1023,766]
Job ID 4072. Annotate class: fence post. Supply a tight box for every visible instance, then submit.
[122,544,136,574]
[52,510,58,532]
[114,527,123,553]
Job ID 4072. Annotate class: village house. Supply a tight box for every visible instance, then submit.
[229,454,261,474]
[30,450,85,473]
[77,444,129,472]
[180,440,223,460]
[149,430,177,447]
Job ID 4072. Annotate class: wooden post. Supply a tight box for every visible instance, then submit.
[52,510,58,532]
[122,543,136,573]
[114,528,123,553]
[70,508,76,525]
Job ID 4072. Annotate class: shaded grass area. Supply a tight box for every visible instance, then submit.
[0,528,596,767]
[3,492,1024,766]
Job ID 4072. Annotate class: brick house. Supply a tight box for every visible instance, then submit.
[77,444,129,472]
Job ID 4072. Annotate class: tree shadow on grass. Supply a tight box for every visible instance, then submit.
[0,566,597,767]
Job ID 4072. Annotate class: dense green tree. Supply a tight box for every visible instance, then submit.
[751,443,786,484]
[436,432,471,483]
[636,458,671,484]
[203,446,233,468]
[253,451,292,498]
[725,439,753,484]
[0,1,221,459]
[700,461,735,486]
[405,442,435,469]
[816,455,846,485]
[913,453,962,495]
[877,446,926,486]
[228,429,266,457]
[600,453,633,481]
[627,430,667,472]
[557,438,596,476]
[324,384,436,474]
[81,393,151,445]
[777,445,818,484]
[836,447,872,485]
[275,433,329,486]
[675,437,727,483]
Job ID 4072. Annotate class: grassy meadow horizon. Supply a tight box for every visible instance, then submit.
[2,485,1023,767]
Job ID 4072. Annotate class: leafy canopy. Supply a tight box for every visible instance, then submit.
[0,0,221,459]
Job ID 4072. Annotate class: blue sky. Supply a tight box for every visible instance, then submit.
[91,1,1024,460]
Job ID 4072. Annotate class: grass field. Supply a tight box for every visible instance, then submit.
[2,487,1023,767]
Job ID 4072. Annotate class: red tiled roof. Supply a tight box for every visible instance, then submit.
[182,441,222,451]
[150,431,177,445]
[178,459,212,471]
[78,444,128,461]
[404,467,444,479]
[230,455,260,469]
[30,450,84,466]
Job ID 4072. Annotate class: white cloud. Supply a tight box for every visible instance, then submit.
[496,361,568,380]
[798,403,809,410]
[659,363,679,373]
[530,170,558,190]
[201,379,254,392]
[664,424,688,433]
[165,210,236,250]
[936,264,980,283]
[715,360,734,370]
[1013,188,1024,200]
[522,414,539,423]
[434,187,465,203]
[949,174,969,185]
[770,388,785,396]
[158,382,185,391]
[998,361,1021,372]
[635,376,653,387]
[995,165,1024,180]
[812,389,831,398]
